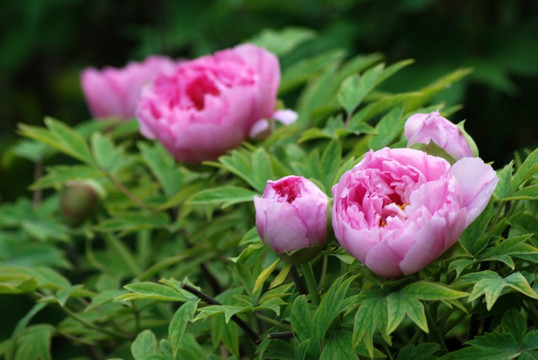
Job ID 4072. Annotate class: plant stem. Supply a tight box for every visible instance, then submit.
[267,331,294,340]
[318,255,328,290]
[58,300,131,340]
[255,313,291,330]
[181,283,260,344]
[425,304,448,354]
[103,170,154,212]
[300,262,321,305]
[290,265,307,294]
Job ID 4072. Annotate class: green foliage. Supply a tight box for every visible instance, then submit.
[0,25,536,360]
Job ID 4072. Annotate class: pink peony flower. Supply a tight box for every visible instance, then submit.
[332,148,498,278]
[81,56,177,120]
[254,176,328,257]
[137,44,281,162]
[405,110,476,160]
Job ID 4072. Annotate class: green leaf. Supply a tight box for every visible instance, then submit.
[461,271,538,310]
[251,148,274,188]
[44,117,94,164]
[120,282,189,302]
[493,161,513,199]
[290,295,314,343]
[511,148,538,191]
[396,343,440,360]
[386,292,428,334]
[320,331,357,360]
[91,132,123,171]
[30,165,101,189]
[211,314,239,358]
[94,212,170,234]
[13,324,54,360]
[501,308,526,340]
[401,281,468,301]
[440,330,534,360]
[269,263,292,289]
[169,300,198,360]
[368,104,405,150]
[139,142,184,196]
[314,275,355,341]
[459,203,495,256]
[249,27,316,56]
[253,258,281,294]
[480,234,537,268]
[319,139,342,192]
[187,186,258,208]
[338,63,384,115]
[353,295,388,359]
[131,329,157,360]
[347,92,422,131]
[504,184,538,201]
[281,49,345,93]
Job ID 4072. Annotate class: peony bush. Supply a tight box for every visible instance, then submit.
[2,28,537,360]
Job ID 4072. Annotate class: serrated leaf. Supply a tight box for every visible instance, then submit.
[131,329,157,360]
[170,300,198,360]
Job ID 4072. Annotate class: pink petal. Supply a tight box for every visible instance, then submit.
[450,157,499,226]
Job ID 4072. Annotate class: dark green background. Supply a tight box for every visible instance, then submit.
[1,0,537,201]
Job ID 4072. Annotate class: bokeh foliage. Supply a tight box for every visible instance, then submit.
[1,0,538,202]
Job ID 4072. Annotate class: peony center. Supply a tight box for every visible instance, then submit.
[186,75,220,110]
[272,178,301,203]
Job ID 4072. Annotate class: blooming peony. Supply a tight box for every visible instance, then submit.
[137,44,281,162]
[254,176,328,260]
[81,56,177,120]
[332,147,498,278]
[405,110,476,160]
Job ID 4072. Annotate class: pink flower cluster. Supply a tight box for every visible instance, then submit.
[81,44,295,162]
[254,112,498,278]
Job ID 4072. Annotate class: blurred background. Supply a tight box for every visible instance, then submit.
[1,0,537,201]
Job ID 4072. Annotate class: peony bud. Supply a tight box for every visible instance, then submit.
[404,110,477,160]
[254,176,328,264]
[60,181,104,226]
